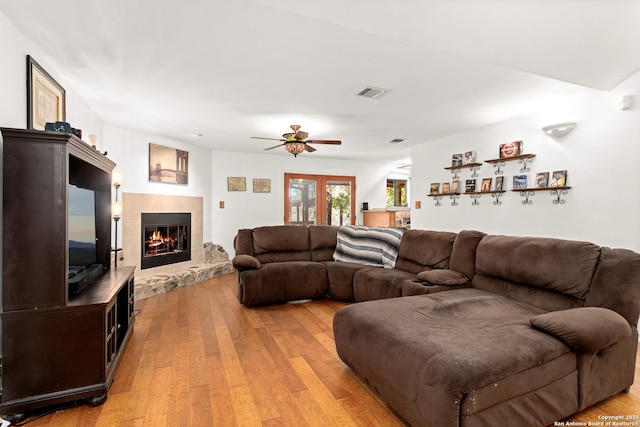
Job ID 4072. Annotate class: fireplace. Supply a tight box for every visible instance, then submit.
[141,213,191,269]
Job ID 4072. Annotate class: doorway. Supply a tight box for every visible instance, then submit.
[284,173,356,226]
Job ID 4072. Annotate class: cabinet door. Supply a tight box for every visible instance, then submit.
[1,307,103,401]
[3,139,67,310]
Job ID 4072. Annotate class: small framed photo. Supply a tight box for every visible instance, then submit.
[550,170,567,187]
[465,179,476,193]
[27,55,66,130]
[227,177,246,191]
[451,153,463,167]
[253,178,271,193]
[464,151,476,164]
[149,143,189,184]
[535,172,550,188]
[481,178,492,192]
[513,174,528,189]
[441,182,451,194]
[451,180,460,194]
[495,176,504,191]
[499,141,523,159]
[430,183,440,195]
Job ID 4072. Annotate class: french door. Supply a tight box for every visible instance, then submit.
[284,173,356,226]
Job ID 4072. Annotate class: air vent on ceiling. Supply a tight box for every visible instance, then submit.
[386,138,405,144]
[357,86,393,99]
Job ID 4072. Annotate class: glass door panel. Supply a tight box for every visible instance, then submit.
[285,173,355,225]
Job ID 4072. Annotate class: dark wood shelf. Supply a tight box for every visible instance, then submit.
[485,153,536,164]
[444,162,483,170]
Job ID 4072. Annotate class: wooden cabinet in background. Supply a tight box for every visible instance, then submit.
[362,209,411,228]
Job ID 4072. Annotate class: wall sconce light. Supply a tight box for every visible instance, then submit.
[542,122,577,138]
[112,170,123,267]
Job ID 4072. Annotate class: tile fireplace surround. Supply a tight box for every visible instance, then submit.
[121,193,233,299]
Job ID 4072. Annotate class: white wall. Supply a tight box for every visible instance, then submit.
[411,71,640,252]
[211,150,399,255]
[102,124,214,245]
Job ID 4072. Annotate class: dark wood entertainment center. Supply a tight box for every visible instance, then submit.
[1,128,135,419]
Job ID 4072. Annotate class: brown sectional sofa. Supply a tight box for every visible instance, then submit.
[232,225,640,426]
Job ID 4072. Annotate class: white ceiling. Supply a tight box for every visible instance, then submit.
[2,0,639,163]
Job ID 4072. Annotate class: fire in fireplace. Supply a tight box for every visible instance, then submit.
[141,213,191,269]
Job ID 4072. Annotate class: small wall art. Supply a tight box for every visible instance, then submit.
[149,143,189,185]
[253,178,271,193]
[227,177,246,191]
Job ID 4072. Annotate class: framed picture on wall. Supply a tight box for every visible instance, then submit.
[149,143,189,185]
[27,55,66,130]
[253,178,271,193]
[227,177,246,191]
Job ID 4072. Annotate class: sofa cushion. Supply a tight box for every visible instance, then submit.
[309,225,338,261]
[449,229,486,279]
[252,225,312,263]
[353,268,415,301]
[531,307,632,353]
[475,235,600,299]
[394,229,457,274]
[416,269,468,285]
[333,225,405,268]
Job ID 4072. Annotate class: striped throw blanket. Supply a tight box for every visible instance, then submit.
[333,225,406,268]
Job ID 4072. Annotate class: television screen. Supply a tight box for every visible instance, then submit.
[68,185,97,274]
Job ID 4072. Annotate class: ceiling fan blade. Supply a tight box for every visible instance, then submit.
[251,136,285,141]
[264,143,285,150]
[295,130,309,140]
[306,139,342,145]
[304,144,317,152]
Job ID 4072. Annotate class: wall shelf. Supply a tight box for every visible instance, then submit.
[427,193,461,207]
[463,190,506,206]
[511,186,571,205]
[444,162,482,179]
[485,154,536,175]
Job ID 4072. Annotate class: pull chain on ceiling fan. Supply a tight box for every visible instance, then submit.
[251,124,342,157]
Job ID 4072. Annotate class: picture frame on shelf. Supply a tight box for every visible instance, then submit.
[451,180,460,193]
[499,140,523,159]
[536,172,550,188]
[513,174,527,189]
[442,182,451,194]
[27,55,66,130]
[451,153,463,167]
[495,176,504,191]
[465,179,476,193]
[464,151,476,164]
[481,178,492,192]
[550,170,567,187]
[430,183,440,195]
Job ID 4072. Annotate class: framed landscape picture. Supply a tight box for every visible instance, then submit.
[536,172,550,188]
[551,170,567,187]
[149,143,189,185]
[430,183,440,195]
[27,55,66,130]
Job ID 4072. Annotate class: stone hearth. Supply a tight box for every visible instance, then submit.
[134,243,234,300]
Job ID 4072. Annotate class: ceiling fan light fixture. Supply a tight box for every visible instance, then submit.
[285,141,306,157]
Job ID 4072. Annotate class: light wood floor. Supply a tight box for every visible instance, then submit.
[24,273,640,426]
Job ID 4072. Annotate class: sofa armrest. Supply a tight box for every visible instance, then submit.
[530,307,632,353]
[233,254,261,271]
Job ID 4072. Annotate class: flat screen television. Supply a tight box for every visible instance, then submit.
[68,185,103,294]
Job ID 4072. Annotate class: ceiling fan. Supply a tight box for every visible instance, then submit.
[251,124,342,157]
